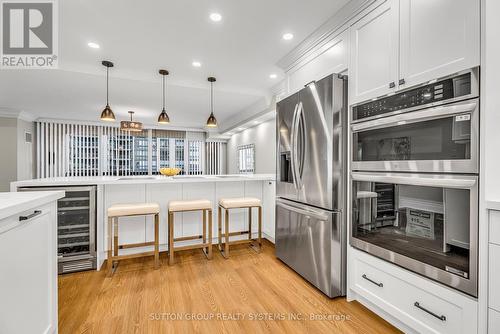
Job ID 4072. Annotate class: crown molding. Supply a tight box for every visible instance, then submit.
[0,108,37,122]
[276,0,376,72]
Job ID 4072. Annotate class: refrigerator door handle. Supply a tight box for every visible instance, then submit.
[290,103,299,190]
[292,101,304,189]
[276,199,329,220]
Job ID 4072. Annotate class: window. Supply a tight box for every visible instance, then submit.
[36,121,209,178]
[238,144,255,174]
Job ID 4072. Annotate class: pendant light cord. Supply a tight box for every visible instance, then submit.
[106,66,109,106]
[210,81,214,113]
[162,74,166,110]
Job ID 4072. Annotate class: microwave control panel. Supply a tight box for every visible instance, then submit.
[353,73,472,122]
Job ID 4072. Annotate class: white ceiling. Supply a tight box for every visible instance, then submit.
[0,0,349,129]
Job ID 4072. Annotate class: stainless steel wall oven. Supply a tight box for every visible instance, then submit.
[350,68,479,297]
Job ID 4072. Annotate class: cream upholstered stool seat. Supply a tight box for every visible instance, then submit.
[218,197,262,258]
[168,199,213,265]
[107,202,160,276]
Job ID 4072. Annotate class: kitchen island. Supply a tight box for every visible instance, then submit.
[11,174,276,270]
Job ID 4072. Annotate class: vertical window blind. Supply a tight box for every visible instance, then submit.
[206,140,226,175]
[36,121,220,178]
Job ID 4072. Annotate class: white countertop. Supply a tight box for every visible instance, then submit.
[0,191,65,220]
[11,174,275,188]
[486,200,500,211]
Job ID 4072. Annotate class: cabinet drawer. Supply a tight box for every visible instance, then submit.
[352,250,477,334]
[489,210,500,245]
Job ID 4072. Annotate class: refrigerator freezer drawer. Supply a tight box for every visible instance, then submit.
[275,198,345,298]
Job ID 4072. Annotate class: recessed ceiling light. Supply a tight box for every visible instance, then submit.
[237,127,244,131]
[282,33,294,41]
[192,61,201,67]
[269,73,277,79]
[210,13,222,22]
[87,42,100,49]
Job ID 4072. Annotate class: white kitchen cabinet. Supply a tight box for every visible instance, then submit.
[489,308,500,333]
[288,29,349,94]
[489,243,500,312]
[0,192,62,334]
[399,0,480,89]
[350,248,478,334]
[349,0,399,104]
[349,0,479,105]
[262,180,276,242]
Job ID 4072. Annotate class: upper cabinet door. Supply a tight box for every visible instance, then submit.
[288,29,349,94]
[399,0,480,88]
[349,0,399,104]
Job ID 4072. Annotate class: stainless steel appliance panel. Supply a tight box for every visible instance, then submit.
[277,74,346,210]
[350,172,478,297]
[276,198,345,297]
[352,98,479,173]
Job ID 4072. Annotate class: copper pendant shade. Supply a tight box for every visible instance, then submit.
[158,69,170,124]
[120,111,143,132]
[206,77,218,127]
[100,60,116,121]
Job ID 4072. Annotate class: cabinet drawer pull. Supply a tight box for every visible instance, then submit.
[399,78,406,85]
[19,210,42,222]
[414,302,446,321]
[362,274,383,287]
[389,82,396,88]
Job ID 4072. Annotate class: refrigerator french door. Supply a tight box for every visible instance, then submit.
[276,73,347,298]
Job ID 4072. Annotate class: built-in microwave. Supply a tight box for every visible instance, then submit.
[350,172,478,297]
[351,68,479,174]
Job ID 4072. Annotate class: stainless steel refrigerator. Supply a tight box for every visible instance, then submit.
[275,73,347,298]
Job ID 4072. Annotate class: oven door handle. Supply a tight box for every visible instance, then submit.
[351,172,477,189]
[351,100,478,132]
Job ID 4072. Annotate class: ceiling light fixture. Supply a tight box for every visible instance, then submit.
[209,12,222,22]
[192,61,201,67]
[88,42,100,49]
[100,60,115,121]
[120,111,143,132]
[158,69,170,124]
[269,73,277,79]
[282,33,294,40]
[206,77,218,128]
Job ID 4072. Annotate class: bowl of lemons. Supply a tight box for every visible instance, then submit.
[159,167,181,177]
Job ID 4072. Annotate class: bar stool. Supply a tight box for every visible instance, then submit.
[168,199,213,265]
[218,197,262,258]
[107,202,160,277]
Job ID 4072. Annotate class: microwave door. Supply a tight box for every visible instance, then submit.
[277,93,299,201]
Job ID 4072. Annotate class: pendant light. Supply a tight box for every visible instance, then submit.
[100,60,115,121]
[158,69,170,124]
[206,77,218,127]
[120,111,143,132]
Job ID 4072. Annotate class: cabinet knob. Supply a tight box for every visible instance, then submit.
[399,78,406,85]
[389,82,395,89]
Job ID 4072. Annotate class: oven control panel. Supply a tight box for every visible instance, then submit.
[353,73,472,122]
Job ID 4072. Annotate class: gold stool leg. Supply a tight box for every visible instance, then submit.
[258,206,263,249]
[202,209,207,251]
[112,217,119,272]
[218,206,222,252]
[248,207,252,240]
[224,208,230,258]
[107,216,113,277]
[168,212,174,265]
[208,209,213,259]
[154,213,159,269]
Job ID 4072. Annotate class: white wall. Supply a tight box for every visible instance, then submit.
[16,119,35,181]
[484,0,500,201]
[226,118,276,174]
[0,118,18,192]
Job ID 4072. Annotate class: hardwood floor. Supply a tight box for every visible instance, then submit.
[59,240,401,334]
